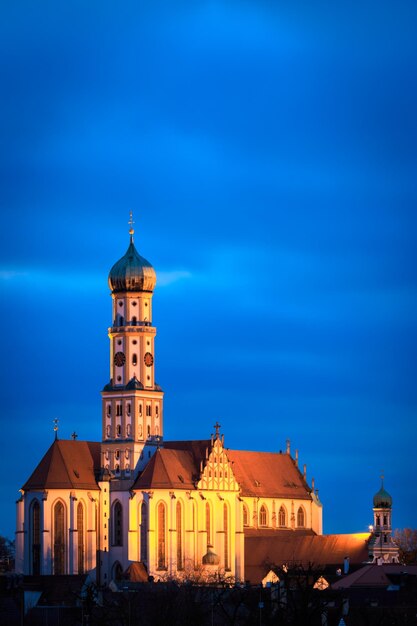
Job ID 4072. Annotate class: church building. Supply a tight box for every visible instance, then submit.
[14,223,398,584]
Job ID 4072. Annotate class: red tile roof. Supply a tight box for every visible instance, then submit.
[227,450,311,499]
[244,532,371,583]
[134,440,312,499]
[133,448,198,490]
[22,440,101,491]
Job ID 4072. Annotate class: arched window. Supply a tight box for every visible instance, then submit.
[132,316,137,326]
[112,501,123,546]
[53,501,65,574]
[206,502,211,548]
[31,500,41,575]
[77,502,84,574]
[116,425,121,437]
[112,561,123,581]
[140,502,148,565]
[224,503,229,570]
[176,501,183,570]
[259,504,268,527]
[278,506,286,528]
[157,502,166,569]
[132,354,137,366]
[243,503,249,527]
[297,506,305,528]
[138,424,143,439]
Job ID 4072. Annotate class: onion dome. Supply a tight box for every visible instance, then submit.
[202,545,220,566]
[373,478,392,508]
[108,221,156,293]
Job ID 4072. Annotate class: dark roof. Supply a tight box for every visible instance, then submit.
[22,440,101,491]
[228,450,312,499]
[108,238,156,293]
[244,532,371,583]
[332,564,417,589]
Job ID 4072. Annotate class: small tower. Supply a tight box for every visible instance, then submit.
[369,476,399,563]
[101,215,164,480]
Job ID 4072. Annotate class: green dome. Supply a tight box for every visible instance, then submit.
[373,483,392,508]
[108,237,156,293]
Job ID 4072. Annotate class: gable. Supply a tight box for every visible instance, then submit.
[197,436,239,492]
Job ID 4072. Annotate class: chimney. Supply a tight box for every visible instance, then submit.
[303,464,307,480]
[286,439,291,455]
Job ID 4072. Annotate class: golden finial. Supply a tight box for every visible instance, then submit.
[128,210,135,242]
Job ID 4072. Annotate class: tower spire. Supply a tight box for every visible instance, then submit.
[128,210,135,243]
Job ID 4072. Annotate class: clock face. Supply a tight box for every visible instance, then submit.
[114,351,126,367]
[144,352,154,367]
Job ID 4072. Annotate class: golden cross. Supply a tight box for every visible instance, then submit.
[213,421,221,437]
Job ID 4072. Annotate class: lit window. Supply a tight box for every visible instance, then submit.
[243,504,249,526]
[278,506,286,527]
[259,505,267,527]
[297,507,305,528]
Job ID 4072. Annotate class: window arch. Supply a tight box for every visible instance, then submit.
[205,502,211,548]
[278,506,286,528]
[53,501,65,574]
[157,502,166,569]
[243,503,249,527]
[31,500,41,575]
[112,501,123,546]
[77,502,84,574]
[259,504,268,527]
[176,501,183,570]
[224,503,229,570]
[140,502,148,565]
[297,506,305,528]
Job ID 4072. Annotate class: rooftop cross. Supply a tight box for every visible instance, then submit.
[213,421,221,438]
[53,418,59,441]
[72,431,78,440]
[128,210,135,242]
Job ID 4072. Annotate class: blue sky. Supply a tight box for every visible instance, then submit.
[1,1,416,540]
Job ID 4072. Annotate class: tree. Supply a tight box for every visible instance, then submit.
[0,535,15,571]
[393,528,417,565]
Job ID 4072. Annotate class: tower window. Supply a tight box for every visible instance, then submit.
[132,301,137,307]
[116,425,121,437]
[106,425,111,438]
[147,425,151,437]
[132,354,137,366]
[118,301,123,307]
[155,405,159,416]
[146,405,152,417]
[116,405,122,416]
[133,340,137,345]
[132,316,137,326]
[127,403,131,415]
[112,502,123,546]
[115,450,120,460]
[107,405,111,416]
[139,404,143,415]
[126,424,131,436]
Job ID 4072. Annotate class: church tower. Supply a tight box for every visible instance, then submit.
[369,477,399,563]
[101,216,164,480]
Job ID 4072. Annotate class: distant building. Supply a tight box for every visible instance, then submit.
[14,222,397,584]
